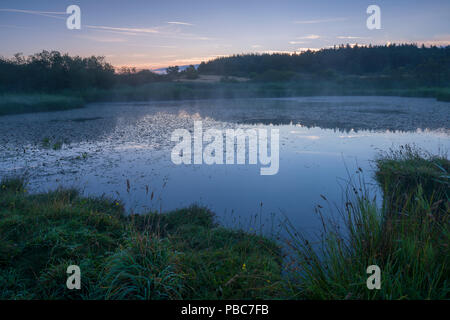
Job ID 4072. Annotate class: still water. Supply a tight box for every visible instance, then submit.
[0,96,449,233]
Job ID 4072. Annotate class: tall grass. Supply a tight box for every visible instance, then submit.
[0,178,283,299]
[284,146,449,299]
[375,145,449,214]
[101,233,183,300]
[0,94,85,116]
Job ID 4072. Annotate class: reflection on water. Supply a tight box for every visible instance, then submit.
[0,96,449,233]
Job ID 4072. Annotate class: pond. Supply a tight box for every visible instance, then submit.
[0,96,449,234]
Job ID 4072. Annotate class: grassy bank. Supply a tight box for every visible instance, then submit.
[1,147,449,299]
[1,82,449,117]
[0,94,85,116]
[376,145,449,213]
[284,147,449,299]
[78,82,450,103]
[0,179,283,299]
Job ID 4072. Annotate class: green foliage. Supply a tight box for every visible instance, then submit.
[376,145,449,215]
[0,180,282,300]
[102,234,183,300]
[126,206,284,299]
[129,205,216,235]
[0,177,26,194]
[0,178,125,299]
[176,227,284,299]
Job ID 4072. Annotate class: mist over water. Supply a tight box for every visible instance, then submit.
[1,96,449,234]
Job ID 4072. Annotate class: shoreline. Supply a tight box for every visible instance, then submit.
[1,147,448,299]
[1,84,449,117]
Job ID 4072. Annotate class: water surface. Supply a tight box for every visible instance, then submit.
[1,96,448,233]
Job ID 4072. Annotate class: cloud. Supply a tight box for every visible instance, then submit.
[297,34,321,40]
[251,44,262,48]
[86,24,212,41]
[114,54,226,70]
[167,55,225,65]
[75,35,127,43]
[289,41,306,45]
[0,8,66,19]
[337,36,370,40]
[0,8,65,15]
[294,17,347,24]
[167,21,193,26]
[86,25,160,34]
[0,8,210,41]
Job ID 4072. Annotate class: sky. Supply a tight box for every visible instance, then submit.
[1,0,449,69]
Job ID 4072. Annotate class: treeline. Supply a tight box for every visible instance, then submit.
[0,51,201,93]
[0,51,116,92]
[198,44,450,86]
[1,45,449,93]
[114,65,199,86]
